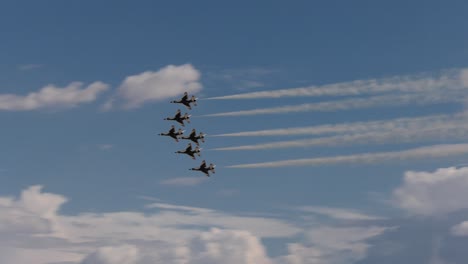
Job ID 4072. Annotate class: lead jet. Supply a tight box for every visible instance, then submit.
[181,128,205,146]
[170,92,197,110]
[175,143,202,159]
[190,160,216,177]
[164,109,191,127]
[158,125,185,142]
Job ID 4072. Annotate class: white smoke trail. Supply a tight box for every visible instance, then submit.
[204,91,467,117]
[212,114,453,137]
[213,122,468,150]
[206,68,468,100]
[226,143,468,168]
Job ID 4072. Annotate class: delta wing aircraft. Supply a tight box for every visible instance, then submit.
[190,160,216,177]
[164,109,191,127]
[158,125,185,142]
[175,143,202,160]
[181,128,205,146]
[170,92,198,110]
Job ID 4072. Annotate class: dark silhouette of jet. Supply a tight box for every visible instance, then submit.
[181,128,205,146]
[175,143,201,159]
[190,160,215,177]
[164,109,191,127]
[170,92,197,110]
[158,125,184,142]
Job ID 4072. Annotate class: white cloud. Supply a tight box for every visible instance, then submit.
[0,185,66,234]
[81,245,140,264]
[113,64,202,109]
[0,82,109,111]
[451,221,468,236]
[393,166,468,215]
[160,177,206,186]
[461,68,468,88]
[187,228,271,264]
[0,186,300,264]
[228,144,468,168]
[0,186,393,264]
[277,226,391,264]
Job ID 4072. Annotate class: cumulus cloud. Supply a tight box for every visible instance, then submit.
[187,228,271,264]
[451,221,468,236]
[111,64,202,109]
[0,185,66,235]
[393,166,468,215]
[278,226,391,264]
[0,82,109,111]
[0,186,302,264]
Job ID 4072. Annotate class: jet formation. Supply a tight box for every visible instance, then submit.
[159,92,216,176]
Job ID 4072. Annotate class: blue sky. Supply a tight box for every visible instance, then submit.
[1,1,468,263]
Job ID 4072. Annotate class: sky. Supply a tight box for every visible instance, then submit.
[1,1,468,263]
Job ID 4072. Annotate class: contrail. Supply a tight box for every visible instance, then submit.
[205,68,468,100]
[213,122,468,150]
[203,91,467,117]
[211,114,453,137]
[226,143,468,168]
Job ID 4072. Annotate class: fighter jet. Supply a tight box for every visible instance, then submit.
[190,160,216,177]
[181,128,205,146]
[170,92,197,110]
[158,125,185,142]
[175,143,202,159]
[164,109,191,127]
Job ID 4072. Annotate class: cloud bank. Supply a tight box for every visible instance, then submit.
[0,186,390,264]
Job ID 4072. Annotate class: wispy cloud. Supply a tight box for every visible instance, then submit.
[204,67,274,91]
[97,144,113,150]
[297,206,385,221]
[227,143,468,168]
[18,64,44,71]
[206,68,468,100]
[0,82,109,111]
[159,177,206,186]
[204,91,466,117]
